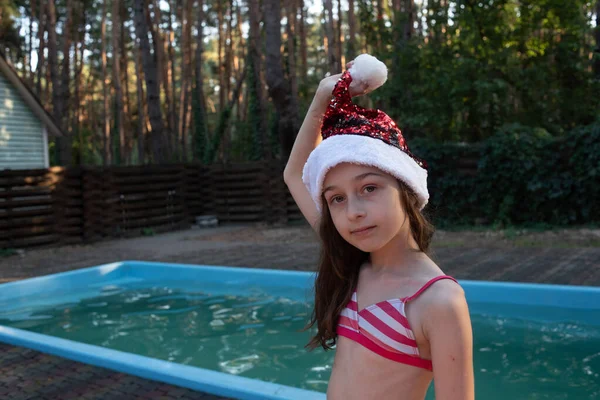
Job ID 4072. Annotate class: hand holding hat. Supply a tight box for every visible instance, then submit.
[318,54,388,98]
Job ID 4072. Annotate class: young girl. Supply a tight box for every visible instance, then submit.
[283,54,474,400]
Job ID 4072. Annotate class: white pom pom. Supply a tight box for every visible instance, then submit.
[348,54,388,90]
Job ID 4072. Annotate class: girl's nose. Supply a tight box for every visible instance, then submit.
[346,198,366,220]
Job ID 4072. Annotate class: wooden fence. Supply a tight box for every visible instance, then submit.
[0,156,480,249]
[0,161,303,249]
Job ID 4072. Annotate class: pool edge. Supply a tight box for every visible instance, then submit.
[0,325,326,400]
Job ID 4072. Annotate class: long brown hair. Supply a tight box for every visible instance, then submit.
[304,179,435,351]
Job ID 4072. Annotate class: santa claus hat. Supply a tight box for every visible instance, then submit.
[302,54,429,214]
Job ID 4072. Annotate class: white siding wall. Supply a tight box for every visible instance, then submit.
[0,71,47,170]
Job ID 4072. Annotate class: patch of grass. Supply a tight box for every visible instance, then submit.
[436,224,495,232]
[503,227,517,239]
[0,248,17,257]
[579,240,600,247]
[501,226,537,239]
[511,238,600,248]
[141,228,156,236]
[439,222,599,234]
[432,240,468,248]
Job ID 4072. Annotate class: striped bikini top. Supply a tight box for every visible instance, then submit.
[336,275,458,371]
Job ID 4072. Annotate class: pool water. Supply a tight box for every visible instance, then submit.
[440,314,600,399]
[0,281,598,399]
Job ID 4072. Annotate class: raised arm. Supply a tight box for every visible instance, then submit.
[283,83,333,231]
[284,62,367,232]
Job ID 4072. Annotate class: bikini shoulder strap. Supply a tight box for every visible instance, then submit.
[403,275,458,302]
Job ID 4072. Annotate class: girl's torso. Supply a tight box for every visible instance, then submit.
[326,262,456,400]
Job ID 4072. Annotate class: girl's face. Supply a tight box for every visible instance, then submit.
[322,163,409,252]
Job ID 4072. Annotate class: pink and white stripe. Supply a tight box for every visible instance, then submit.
[335,275,458,371]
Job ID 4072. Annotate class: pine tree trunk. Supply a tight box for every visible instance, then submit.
[336,0,344,69]
[45,0,57,141]
[323,0,338,73]
[73,7,86,164]
[88,73,98,157]
[48,0,73,166]
[72,22,79,163]
[416,2,423,37]
[194,0,208,162]
[36,0,45,98]
[28,1,34,84]
[235,0,244,81]
[392,0,402,45]
[134,40,146,164]
[120,1,132,163]
[77,39,86,164]
[376,0,384,52]
[134,0,166,163]
[178,0,193,161]
[594,0,600,78]
[44,66,51,111]
[404,0,415,40]
[151,0,173,158]
[101,0,111,165]
[235,0,245,121]
[217,1,225,113]
[163,1,177,158]
[82,67,94,163]
[264,0,300,159]
[59,0,73,165]
[286,0,299,113]
[347,0,357,58]
[112,0,125,164]
[298,0,307,85]
[247,0,270,159]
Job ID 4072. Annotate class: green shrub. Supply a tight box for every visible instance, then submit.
[410,121,600,227]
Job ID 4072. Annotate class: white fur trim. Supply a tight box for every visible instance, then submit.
[348,54,388,91]
[302,135,429,213]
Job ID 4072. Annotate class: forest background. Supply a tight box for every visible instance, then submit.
[0,0,599,227]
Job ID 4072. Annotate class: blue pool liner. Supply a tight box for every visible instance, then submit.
[1,260,599,400]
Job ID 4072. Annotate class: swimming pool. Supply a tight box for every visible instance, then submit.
[0,261,599,399]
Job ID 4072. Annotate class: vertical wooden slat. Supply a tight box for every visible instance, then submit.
[176,163,190,229]
[81,166,99,241]
[5,175,13,249]
[202,164,216,217]
[62,166,83,243]
[268,159,288,225]
[102,167,116,237]
[261,160,271,224]
[52,167,64,245]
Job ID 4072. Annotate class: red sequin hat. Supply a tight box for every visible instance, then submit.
[302,54,429,213]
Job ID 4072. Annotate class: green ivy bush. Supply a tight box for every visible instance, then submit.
[564,122,600,223]
[411,121,600,228]
[411,138,481,228]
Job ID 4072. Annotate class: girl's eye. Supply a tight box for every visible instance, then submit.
[331,196,344,204]
[364,185,376,193]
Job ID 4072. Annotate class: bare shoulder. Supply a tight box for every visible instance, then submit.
[410,256,465,306]
[419,277,467,314]
[414,277,470,340]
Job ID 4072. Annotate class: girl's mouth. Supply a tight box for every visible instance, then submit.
[351,226,376,236]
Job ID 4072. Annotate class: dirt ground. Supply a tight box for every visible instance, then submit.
[197,223,600,248]
[1,223,599,285]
